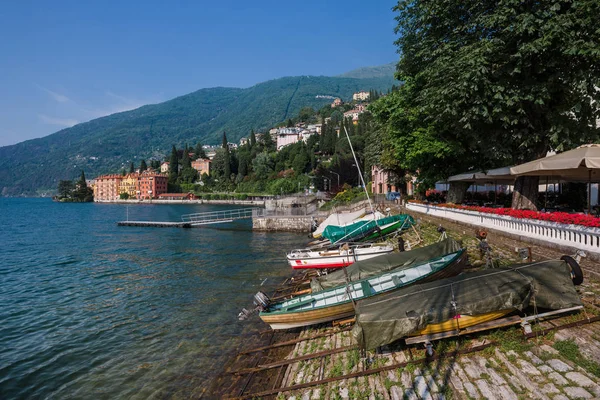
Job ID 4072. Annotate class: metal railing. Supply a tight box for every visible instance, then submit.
[181,208,257,225]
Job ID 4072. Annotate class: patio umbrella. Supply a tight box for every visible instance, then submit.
[510,144,600,213]
[447,171,487,182]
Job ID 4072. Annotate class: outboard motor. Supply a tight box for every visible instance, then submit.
[239,291,272,320]
[253,291,271,311]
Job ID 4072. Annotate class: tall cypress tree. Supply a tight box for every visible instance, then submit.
[250,129,257,148]
[168,145,179,183]
[222,132,228,149]
[140,159,147,172]
[182,148,191,169]
[129,162,135,173]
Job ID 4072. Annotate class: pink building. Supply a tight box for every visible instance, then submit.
[371,165,415,195]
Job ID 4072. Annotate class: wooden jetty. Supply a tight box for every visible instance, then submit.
[117,221,192,228]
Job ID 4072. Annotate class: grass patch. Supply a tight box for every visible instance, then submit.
[329,358,344,378]
[347,349,361,371]
[553,340,600,378]
[488,327,533,354]
[404,362,417,374]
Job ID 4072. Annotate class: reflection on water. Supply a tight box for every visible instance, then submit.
[0,199,307,398]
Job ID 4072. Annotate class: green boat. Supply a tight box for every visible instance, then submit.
[258,247,467,330]
[321,214,414,243]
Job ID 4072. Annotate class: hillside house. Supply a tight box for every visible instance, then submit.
[352,91,370,101]
[192,158,211,176]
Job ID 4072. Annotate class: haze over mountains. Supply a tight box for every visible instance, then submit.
[0,63,397,196]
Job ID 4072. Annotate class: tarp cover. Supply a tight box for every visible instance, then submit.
[310,238,462,292]
[321,214,414,243]
[312,210,366,238]
[353,260,582,349]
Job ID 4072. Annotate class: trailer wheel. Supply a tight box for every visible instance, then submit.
[561,255,584,285]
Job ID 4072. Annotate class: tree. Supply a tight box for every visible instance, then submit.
[250,129,257,148]
[194,142,207,159]
[222,132,228,149]
[252,152,274,180]
[298,107,315,122]
[150,160,161,171]
[390,0,600,208]
[168,145,179,183]
[261,131,276,152]
[140,159,147,172]
[286,118,294,128]
[75,170,93,201]
[129,162,135,174]
[57,180,74,198]
[182,148,191,169]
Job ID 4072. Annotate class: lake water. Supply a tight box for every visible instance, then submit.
[0,198,307,399]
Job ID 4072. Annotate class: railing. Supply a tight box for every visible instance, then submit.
[406,202,600,255]
[253,206,325,218]
[181,208,257,225]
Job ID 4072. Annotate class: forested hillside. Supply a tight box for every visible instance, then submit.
[0,67,397,196]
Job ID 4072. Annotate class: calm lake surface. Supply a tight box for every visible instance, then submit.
[0,198,307,399]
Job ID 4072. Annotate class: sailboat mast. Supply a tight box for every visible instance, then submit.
[344,126,375,216]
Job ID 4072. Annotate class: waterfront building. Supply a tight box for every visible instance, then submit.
[331,98,342,108]
[160,162,170,173]
[191,158,211,176]
[239,137,249,146]
[93,174,124,201]
[119,174,139,199]
[138,171,168,199]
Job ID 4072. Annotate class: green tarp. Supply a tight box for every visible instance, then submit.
[353,260,582,349]
[311,238,462,292]
[321,214,414,243]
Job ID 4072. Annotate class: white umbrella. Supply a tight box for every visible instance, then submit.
[510,144,600,212]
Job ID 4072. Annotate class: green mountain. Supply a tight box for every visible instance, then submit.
[0,66,397,196]
[337,62,397,79]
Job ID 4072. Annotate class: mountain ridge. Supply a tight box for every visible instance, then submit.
[0,64,398,196]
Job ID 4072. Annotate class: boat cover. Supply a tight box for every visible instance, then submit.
[312,210,366,238]
[352,260,582,349]
[310,238,462,292]
[321,214,414,243]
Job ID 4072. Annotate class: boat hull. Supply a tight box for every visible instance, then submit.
[412,310,512,335]
[288,247,393,270]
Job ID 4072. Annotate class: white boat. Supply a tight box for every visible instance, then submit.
[287,242,394,270]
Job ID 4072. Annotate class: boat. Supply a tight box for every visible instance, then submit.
[352,256,584,349]
[287,242,394,270]
[258,247,468,330]
[321,214,414,244]
[312,210,383,239]
[311,238,463,292]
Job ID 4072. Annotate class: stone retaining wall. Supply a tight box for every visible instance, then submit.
[252,216,326,233]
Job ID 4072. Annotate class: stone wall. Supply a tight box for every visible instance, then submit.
[252,216,326,232]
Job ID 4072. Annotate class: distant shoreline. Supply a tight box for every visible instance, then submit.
[94,199,266,206]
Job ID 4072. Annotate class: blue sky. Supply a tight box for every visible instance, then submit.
[0,1,399,147]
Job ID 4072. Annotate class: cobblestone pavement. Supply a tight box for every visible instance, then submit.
[273,219,600,400]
